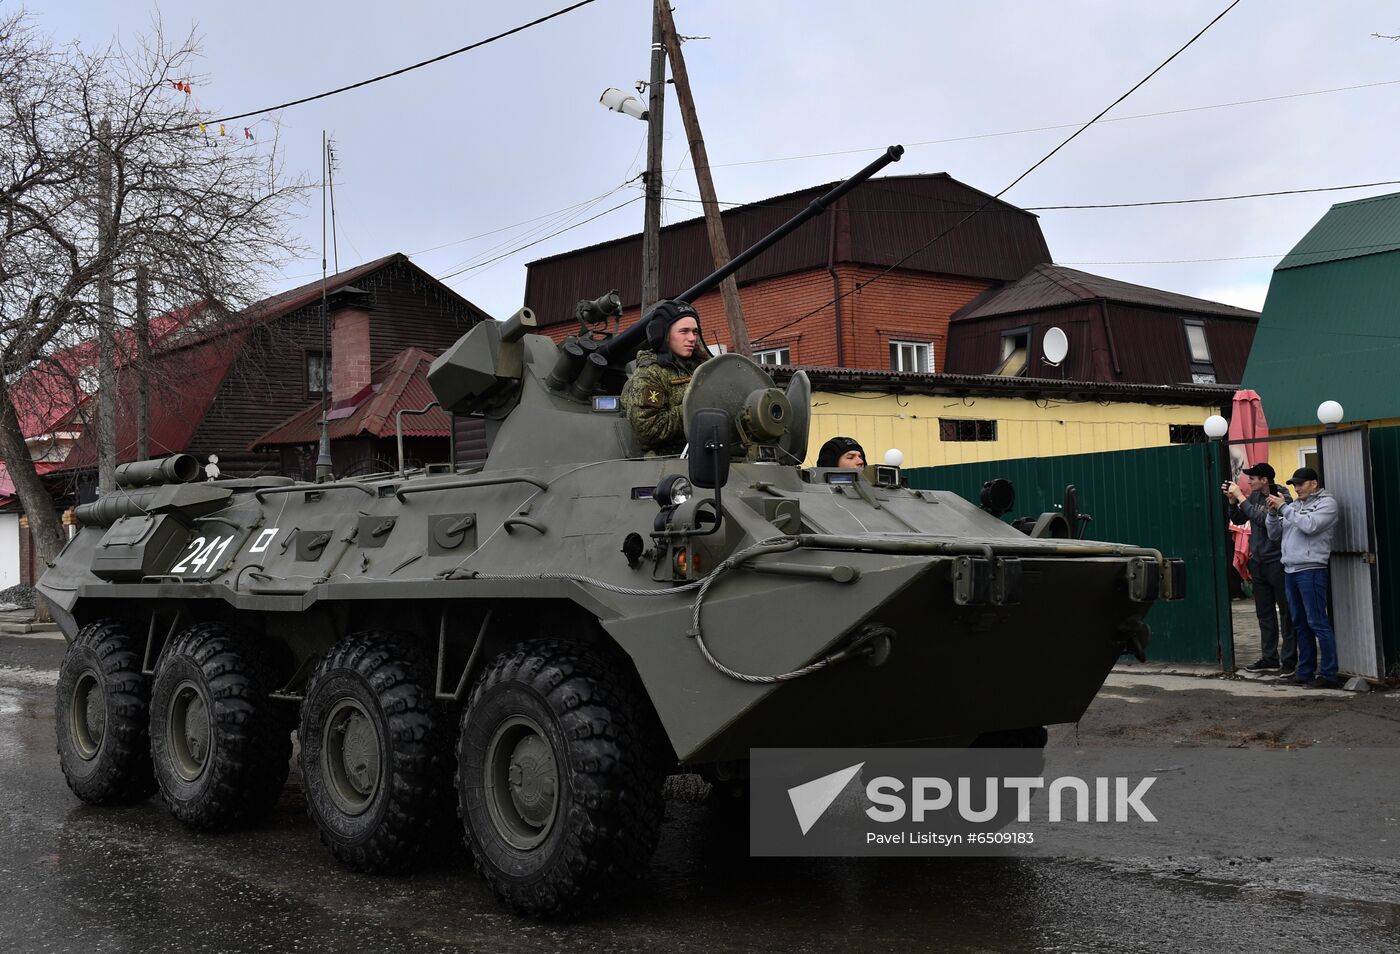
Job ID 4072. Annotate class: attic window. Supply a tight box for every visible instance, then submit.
[994,329,1030,377]
[1183,320,1216,384]
[1185,322,1211,362]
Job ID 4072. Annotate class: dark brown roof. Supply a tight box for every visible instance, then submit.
[245,253,492,326]
[953,263,1259,322]
[251,348,451,449]
[769,364,1236,405]
[524,173,1051,327]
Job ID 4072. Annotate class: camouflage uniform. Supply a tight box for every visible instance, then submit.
[622,349,708,454]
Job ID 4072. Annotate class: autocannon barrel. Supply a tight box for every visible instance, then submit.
[115,454,200,489]
[596,144,903,365]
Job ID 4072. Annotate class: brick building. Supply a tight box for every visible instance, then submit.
[523,173,1256,384]
[524,174,1050,372]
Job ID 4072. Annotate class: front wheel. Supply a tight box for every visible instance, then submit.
[457,639,666,918]
[55,619,157,804]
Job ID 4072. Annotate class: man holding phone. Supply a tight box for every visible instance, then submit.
[1224,463,1295,676]
[1266,467,1342,689]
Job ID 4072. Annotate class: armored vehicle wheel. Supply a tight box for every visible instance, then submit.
[149,622,291,831]
[54,619,157,804]
[457,639,666,918]
[299,632,456,873]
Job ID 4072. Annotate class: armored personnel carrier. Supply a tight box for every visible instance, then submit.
[40,146,1181,917]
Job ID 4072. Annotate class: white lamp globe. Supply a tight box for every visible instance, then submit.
[1203,415,1229,439]
[884,448,905,467]
[1317,400,1344,426]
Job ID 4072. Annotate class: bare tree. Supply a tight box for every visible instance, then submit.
[0,11,304,579]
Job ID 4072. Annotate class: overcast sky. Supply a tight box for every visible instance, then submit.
[30,0,1400,319]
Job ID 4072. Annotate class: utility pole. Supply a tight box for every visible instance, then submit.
[315,131,333,483]
[96,117,117,492]
[640,3,666,315]
[655,1,752,357]
[134,263,150,461]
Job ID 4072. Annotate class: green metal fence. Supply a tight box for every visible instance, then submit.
[1368,426,1400,677]
[906,443,1232,667]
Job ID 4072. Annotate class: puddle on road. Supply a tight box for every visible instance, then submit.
[0,665,58,689]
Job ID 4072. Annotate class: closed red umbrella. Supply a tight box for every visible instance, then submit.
[1227,390,1270,581]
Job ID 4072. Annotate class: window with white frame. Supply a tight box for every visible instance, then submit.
[754,346,790,366]
[889,340,933,373]
[707,343,728,356]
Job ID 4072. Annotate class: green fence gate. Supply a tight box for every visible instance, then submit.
[1368,426,1400,677]
[906,442,1232,667]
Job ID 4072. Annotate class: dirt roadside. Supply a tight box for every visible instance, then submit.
[1060,670,1400,747]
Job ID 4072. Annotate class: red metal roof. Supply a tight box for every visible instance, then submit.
[250,348,451,449]
[58,333,246,471]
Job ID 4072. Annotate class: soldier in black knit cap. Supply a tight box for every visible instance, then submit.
[816,436,866,469]
[621,300,711,454]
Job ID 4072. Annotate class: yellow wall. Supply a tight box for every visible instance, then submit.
[1267,417,1400,479]
[807,390,1220,468]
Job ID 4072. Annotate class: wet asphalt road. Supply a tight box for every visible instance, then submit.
[4,634,1400,954]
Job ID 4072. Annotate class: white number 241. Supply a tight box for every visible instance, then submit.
[171,535,234,575]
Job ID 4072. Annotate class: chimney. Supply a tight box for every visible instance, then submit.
[327,285,373,405]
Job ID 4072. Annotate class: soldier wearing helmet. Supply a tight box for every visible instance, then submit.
[622,300,711,455]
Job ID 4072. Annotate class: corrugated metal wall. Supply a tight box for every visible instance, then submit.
[1369,425,1400,675]
[906,442,1231,666]
[1319,428,1384,677]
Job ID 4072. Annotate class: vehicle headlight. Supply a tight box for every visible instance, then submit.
[655,474,693,507]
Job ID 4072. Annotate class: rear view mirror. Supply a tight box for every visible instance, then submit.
[688,408,731,490]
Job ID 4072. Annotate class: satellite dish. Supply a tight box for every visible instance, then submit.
[1042,326,1069,366]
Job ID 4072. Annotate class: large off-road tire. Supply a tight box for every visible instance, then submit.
[149,622,291,830]
[299,632,456,873]
[55,619,157,805]
[457,639,666,919]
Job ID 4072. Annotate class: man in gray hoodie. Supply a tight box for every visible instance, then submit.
[1266,467,1342,689]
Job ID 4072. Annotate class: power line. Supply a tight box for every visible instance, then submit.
[753,0,1243,346]
[661,178,1400,214]
[1062,239,1400,265]
[704,76,1400,170]
[439,196,643,283]
[207,0,600,126]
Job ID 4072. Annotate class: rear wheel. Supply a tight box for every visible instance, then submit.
[55,619,157,804]
[300,632,456,872]
[457,639,666,918]
[150,622,291,830]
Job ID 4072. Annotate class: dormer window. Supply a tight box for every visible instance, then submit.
[994,328,1030,377]
[1184,320,1215,384]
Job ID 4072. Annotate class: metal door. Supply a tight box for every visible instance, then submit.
[1319,427,1384,677]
